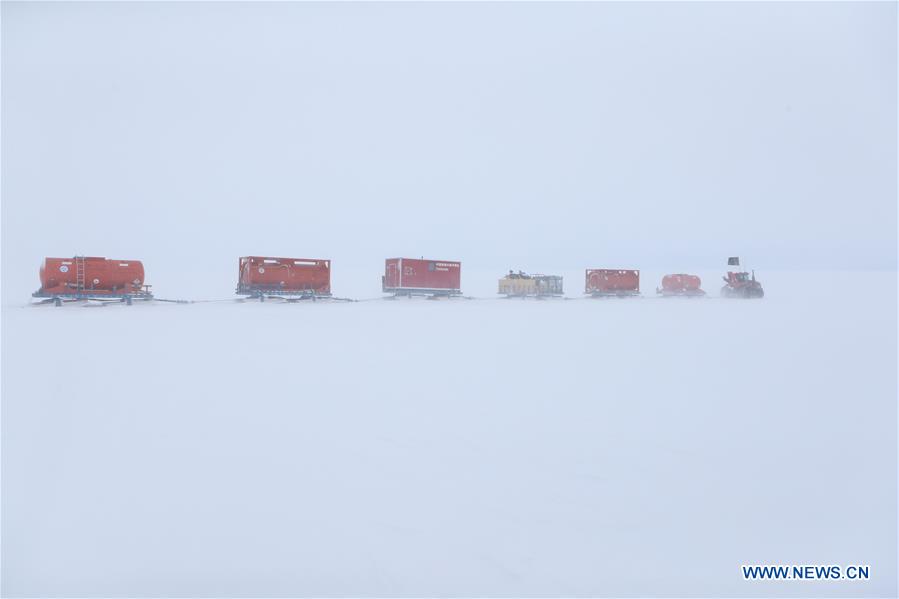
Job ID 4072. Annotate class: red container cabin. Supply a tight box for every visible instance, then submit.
[34,257,151,302]
[658,274,705,296]
[585,269,640,297]
[382,258,461,296]
[237,256,331,297]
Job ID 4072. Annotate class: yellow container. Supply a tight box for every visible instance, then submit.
[498,273,563,296]
[498,278,538,296]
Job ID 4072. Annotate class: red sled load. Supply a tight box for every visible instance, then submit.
[33,256,153,305]
[657,274,705,297]
[585,269,640,297]
[382,258,461,297]
[237,256,331,299]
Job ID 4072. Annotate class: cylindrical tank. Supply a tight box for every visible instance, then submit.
[662,274,702,292]
[39,257,145,293]
[238,257,331,294]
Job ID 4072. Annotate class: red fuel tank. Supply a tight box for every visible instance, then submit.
[661,274,702,292]
[237,256,331,295]
[659,273,705,296]
[38,257,146,295]
[585,269,640,295]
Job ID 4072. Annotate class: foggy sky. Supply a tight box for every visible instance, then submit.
[2,1,896,300]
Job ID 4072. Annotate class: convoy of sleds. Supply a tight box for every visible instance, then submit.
[31,255,764,306]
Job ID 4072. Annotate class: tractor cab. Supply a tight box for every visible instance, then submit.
[724,271,751,285]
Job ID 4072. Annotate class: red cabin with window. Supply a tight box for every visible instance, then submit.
[382,258,461,296]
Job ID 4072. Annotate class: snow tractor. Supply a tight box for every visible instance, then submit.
[721,257,764,299]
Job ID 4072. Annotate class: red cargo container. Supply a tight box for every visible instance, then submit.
[382,258,461,296]
[658,274,705,296]
[237,256,331,296]
[35,256,150,300]
[585,269,640,296]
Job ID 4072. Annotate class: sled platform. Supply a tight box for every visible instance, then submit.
[657,290,706,297]
[586,291,641,298]
[32,290,154,306]
[383,287,463,299]
[236,289,352,303]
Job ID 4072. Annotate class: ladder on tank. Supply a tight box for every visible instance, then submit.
[75,256,86,292]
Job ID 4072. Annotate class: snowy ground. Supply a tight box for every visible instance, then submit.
[1,270,896,597]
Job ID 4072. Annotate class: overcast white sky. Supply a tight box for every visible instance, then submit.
[2,1,896,301]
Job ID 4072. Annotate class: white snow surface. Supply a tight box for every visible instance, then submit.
[1,269,896,596]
